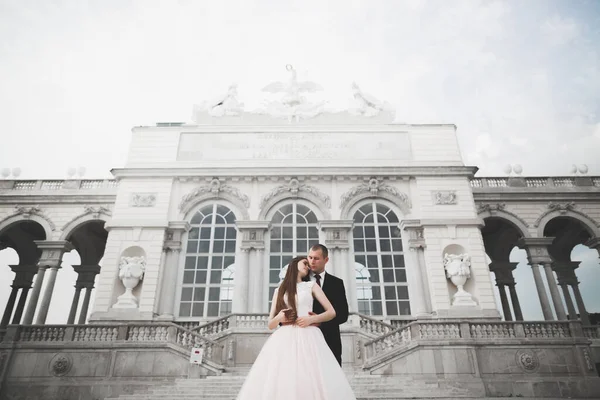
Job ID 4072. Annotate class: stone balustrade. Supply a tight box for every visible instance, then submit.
[353,312,397,336]
[1,176,599,194]
[583,325,600,339]
[364,320,592,366]
[189,314,270,337]
[470,176,600,189]
[0,179,118,191]
[0,322,224,365]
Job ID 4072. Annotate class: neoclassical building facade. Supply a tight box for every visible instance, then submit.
[1,78,599,398]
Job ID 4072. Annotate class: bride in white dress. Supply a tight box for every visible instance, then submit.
[236,256,356,400]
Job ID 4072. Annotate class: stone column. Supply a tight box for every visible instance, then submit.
[543,264,567,320]
[572,284,591,325]
[236,221,270,314]
[507,284,523,321]
[517,238,555,320]
[555,261,589,324]
[157,222,190,320]
[400,220,431,318]
[69,264,101,324]
[67,287,83,324]
[320,220,355,312]
[489,261,520,321]
[22,266,47,325]
[32,240,73,324]
[559,280,577,320]
[1,287,18,327]
[12,264,46,325]
[78,287,93,324]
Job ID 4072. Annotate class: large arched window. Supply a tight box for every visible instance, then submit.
[179,204,237,318]
[268,203,319,304]
[353,202,410,317]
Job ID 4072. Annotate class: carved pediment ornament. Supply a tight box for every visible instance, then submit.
[3,205,56,231]
[476,203,530,228]
[533,201,598,228]
[340,178,411,210]
[60,206,111,231]
[179,179,250,212]
[259,178,331,210]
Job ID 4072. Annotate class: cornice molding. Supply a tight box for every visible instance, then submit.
[110,165,478,179]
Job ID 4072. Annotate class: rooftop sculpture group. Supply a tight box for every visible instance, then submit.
[192,65,394,123]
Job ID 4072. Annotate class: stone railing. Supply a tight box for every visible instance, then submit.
[364,320,586,367]
[583,325,600,339]
[470,176,600,189]
[189,314,270,337]
[0,179,118,191]
[1,322,224,366]
[352,312,396,337]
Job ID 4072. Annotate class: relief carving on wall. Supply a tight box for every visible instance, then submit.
[515,349,540,372]
[259,178,331,210]
[179,179,250,212]
[433,190,457,205]
[49,353,73,377]
[340,178,411,211]
[9,205,56,230]
[131,193,157,207]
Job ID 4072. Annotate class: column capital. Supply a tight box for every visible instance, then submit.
[236,220,270,250]
[8,264,38,288]
[72,264,102,288]
[488,261,518,285]
[164,221,190,252]
[517,237,555,265]
[319,220,353,249]
[400,219,426,250]
[34,240,73,268]
[553,261,581,286]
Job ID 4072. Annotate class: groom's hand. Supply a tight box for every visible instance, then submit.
[308,311,321,327]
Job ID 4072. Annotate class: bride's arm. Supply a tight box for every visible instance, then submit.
[267,288,288,330]
[297,284,336,327]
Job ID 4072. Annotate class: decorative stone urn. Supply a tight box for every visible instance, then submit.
[443,253,477,306]
[112,256,146,309]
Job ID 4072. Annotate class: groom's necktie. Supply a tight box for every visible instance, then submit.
[315,274,321,287]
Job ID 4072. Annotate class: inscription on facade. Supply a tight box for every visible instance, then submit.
[177,132,411,163]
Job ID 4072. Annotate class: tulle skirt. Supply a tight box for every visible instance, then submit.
[236,324,356,400]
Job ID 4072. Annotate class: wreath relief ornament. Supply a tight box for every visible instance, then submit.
[49,353,73,377]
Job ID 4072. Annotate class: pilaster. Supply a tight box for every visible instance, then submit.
[400,219,431,318]
[236,220,270,313]
[319,220,356,312]
[157,221,190,320]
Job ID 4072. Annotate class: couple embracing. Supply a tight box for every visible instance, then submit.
[236,243,356,400]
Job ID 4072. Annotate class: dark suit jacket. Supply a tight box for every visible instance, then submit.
[312,272,349,365]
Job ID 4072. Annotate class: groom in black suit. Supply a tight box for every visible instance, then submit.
[308,243,349,366]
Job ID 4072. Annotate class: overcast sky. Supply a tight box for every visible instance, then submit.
[0,0,599,323]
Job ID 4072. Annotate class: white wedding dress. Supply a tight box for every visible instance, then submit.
[236,281,356,400]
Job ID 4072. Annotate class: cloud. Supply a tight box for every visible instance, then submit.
[541,15,580,46]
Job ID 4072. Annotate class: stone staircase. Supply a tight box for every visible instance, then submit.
[105,373,487,399]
